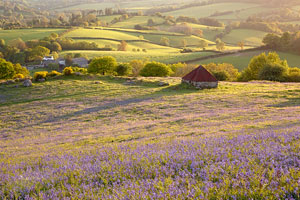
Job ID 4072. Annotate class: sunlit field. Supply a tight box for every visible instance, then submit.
[0,28,66,42]
[0,76,300,199]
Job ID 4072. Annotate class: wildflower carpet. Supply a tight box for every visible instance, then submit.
[0,76,299,199]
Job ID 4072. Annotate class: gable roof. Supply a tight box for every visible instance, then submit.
[182,65,218,82]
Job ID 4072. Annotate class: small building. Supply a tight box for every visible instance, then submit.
[182,65,218,89]
[41,56,56,67]
[72,57,88,68]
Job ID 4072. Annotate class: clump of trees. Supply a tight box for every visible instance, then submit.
[204,63,240,81]
[263,32,300,53]
[239,52,300,82]
[176,16,224,27]
[0,58,29,79]
[88,56,117,75]
[140,62,172,77]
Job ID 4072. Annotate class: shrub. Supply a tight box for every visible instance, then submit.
[212,71,229,81]
[88,56,117,75]
[63,67,73,76]
[258,63,288,82]
[116,64,132,76]
[71,67,88,74]
[13,64,29,77]
[240,52,288,81]
[0,58,15,79]
[140,62,172,77]
[172,64,198,77]
[47,63,59,71]
[33,71,48,81]
[129,60,145,77]
[169,62,187,77]
[47,70,62,77]
[204,63,239,81]
[13,73,25,79]
[286,67,300,82]
[142,49,147,53]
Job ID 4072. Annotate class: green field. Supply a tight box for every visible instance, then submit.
[111,16,166,29]
[97,15,122,24]
[64,28,140,40]
[65,28,214,49]
[164,2,259,18]
[57,2,116,11]
[222,29,268,46]
[191,51,300,71]
[61,50,215,63]
[0,28,66,42]
[212,6,275,22]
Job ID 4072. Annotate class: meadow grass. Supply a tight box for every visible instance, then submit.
[0,28,66,42]
[191,50,300,71]
[111,16,165,29]
[0,76,299,198]
[222,29,268,46]
[56,2,116,11]
[164,2,259,18]
[60,50,215,63]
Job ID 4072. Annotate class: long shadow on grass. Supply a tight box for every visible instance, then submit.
[269,97,300,108]
[38,84,199,125]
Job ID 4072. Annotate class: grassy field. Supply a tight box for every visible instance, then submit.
[65,28,215,49]
[0,28,66,42]
[61,50,215,63]
[1,76,299,198]
[191,51,300,71]
[111,16,165,29]
[222,29,268,46]
[64,28,141,40]
[164,2,259,18]
[57,2,116,11]
[97,15,122,24]
[212,6,276,22]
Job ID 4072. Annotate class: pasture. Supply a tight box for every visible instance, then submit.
[56,2,116,11]
[0,28,66,42]
[164,2,259,18]
[60,50,215,63]
[222,29,268,46]
[191,51,300,71]
[0,76,300,199]
[111,16,165,29]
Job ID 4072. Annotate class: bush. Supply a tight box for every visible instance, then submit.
[240,52,288,81]
[47,70,62,77]
[88,56,117,75]
[258,63,288,82]
[140,62,172,77]
[0,58,15,79]
[47,63,59,71]
[169,62,187,77]
[204,63,239,81]
[129,60,145,77]
[115,64,132,76]
[71,67,88,74]
[33,71,48,81]
[13,64,29,77]
[286,67,300,82]
[13,73,25,79]
[212,71,229,81]
[63,67,73,76]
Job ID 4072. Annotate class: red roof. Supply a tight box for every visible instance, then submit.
[182,65,217,82]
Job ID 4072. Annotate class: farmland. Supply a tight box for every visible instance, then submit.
[0,28,66,43]
[222,29,268,46]
[164,2,259,18]
[60,50,215,63]
[1,76,300,198]
[190,50,300,71]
